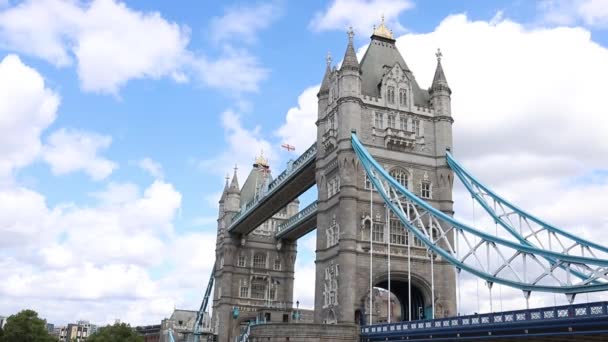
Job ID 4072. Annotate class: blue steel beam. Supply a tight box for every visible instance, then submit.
[352,133,608,293]
[275,201,318,240]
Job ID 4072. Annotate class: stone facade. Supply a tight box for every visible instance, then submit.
[249,323,359,342]
[212,157,300,342]
[313,23,456,325]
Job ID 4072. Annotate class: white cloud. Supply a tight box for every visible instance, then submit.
[42,128,117,180]
[309,0,414,35]
[275,86,319,153]
[539,0,608,28]
[209,1,282,44]
[0,54,59,181]
[200,109,275,184]
[138,157,164,179]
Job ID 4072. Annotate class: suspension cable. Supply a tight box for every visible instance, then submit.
[369,178,373,325]
[472,197,480,314]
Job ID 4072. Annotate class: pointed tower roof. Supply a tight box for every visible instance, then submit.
[228,165,240,194]
[318,52,332,95]
[219,174,229,203]
[241,152,273,205]
[430,48,451,95]
[359,17,430,105]
[340,27,359,72]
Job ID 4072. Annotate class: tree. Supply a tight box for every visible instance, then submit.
[87,323,143,342]
[1,309,55,342]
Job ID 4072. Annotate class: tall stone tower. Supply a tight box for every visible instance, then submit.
[212,154,299,341]
[314,21,456,325]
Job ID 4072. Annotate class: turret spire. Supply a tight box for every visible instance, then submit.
[319,52,332,95]
[219,173,230,203]
[340,26,359,71]
[431,48,451,94]
[228,164,240,193]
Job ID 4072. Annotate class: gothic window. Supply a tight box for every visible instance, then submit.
[329,114,335,131]
[372,222,384,242]
[362,218,371,241]
[413,119,420,136]
[253,252,266,269]
[269,288,276,300]
[390,168,409,189]
[390,215,407,245]
[240,284,249,298]
[327,176,340,197]
[399,89,407,106]
[237,255,246,267]
[399,116,407,130]
[387,86,395,104]
[374,112,383,128]
[414,236,424,247]
[326,216,340,248]
[364,173,373,190]
[323,264,339,308]
[421,182,432,199]
[273,259,281,271]
[251,278,267,299]
[388,114,396,128]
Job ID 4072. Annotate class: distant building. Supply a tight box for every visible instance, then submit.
[0,315,6,329]
[46,323,55,334]
[136,324,161,342]
[59,320,96,341]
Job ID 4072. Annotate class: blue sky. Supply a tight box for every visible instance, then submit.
[1,0,607,326]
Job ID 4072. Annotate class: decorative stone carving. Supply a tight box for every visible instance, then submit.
[326,215,340,248]
[323,262,339,309]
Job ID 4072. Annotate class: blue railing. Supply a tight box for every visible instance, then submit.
[276,201,318,236]
[229,143,317,231]
[361,301,608,337]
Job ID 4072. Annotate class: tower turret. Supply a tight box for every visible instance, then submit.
[430,48,452,117]
[338,27,361,101]
[224,166,241,215]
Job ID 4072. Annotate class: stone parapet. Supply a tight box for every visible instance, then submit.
[249,323,359,342]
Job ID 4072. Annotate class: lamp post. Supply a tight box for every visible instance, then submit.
[295,300,301,322]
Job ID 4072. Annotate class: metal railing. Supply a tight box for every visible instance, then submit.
[229,143,317,230]
[276,201,318,235]
[361,301,608,336]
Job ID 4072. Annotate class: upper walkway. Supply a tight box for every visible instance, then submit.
[228,143,317,236]
[361,301,608,341]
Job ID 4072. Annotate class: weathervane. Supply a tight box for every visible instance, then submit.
[436,48,443,62]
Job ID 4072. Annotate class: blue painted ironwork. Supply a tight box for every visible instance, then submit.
[275,200,318,238]
[193,266,214,342]
[447,151,608,285]
[228,143,317,232]
[352,133,608,293]
[361,301,608,341]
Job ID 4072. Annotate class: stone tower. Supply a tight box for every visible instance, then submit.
[212,154,299,341]
[314,21,456,325]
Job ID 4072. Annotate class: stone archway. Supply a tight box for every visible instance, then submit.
[363,272,433,322]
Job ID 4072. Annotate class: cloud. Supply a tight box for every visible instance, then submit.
[138,157,164,179]
[0,0,270,94]
[200,109,275,185]
[539,0,608,28]
[190,48,269,94]
[275,86,319,153]
[209,1,282,44]
[309,0,414,35]
[42,128,117,180]
[0,54,59,181]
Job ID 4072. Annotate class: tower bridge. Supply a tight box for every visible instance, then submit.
[179,18,608,342]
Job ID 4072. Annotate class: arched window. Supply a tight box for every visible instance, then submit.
[387,86,395,104]
[390,168,409,189]
[399,89,407,105]
[253,252,266,269]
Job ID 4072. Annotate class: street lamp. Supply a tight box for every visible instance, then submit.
[293,300,301,322]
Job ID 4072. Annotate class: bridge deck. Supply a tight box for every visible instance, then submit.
[228,144,316,236]
[275,201,317,241]
[361,301,608,341]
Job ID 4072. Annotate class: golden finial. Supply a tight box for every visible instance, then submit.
[372,14,394,39]
[436,48,443,62]
[254,150,269,168]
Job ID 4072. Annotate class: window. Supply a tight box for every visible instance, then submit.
[399,89,407,105]
[364,173,373,190]
[326,217,340,248]
[329,114,335,131]
[413,120,420,136]
[390,168,409,189]
[237,255,246,267]
[374,112,383,128]
[399,116,407,130]
[253,253,266,269]
[240,285,248,298]
[372,223,384,242]
[390,216,407,245]
[269,288,276,300]
[421,182,432,199]
[387,86,395,104]
[413,236,424,247]
[251,279,266,299]
[274,259,281,271]
[327,176,340,197]
[388,114,396,128]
